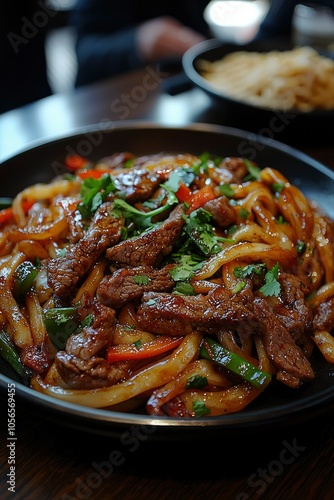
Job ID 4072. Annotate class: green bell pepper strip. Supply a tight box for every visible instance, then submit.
[13,261,38,300]
[0,330,30,384]
[43,307,80,350]
[200,337,272,390]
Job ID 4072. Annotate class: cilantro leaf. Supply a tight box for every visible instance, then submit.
[162,168,195,193]
[78,174,117,218]
[243,159,261,181]
[169,254,204,281]
[232,281,246,294]
[193,400,210,417]
[133,275,150,285]
[113,194,177,231]
[259,262,281,297]
[186,375,208,389]
[183,208,223,257]
[272,182,285,194]
[238,208,250,220]
[173,282,195,296]
[219,183,235,198]
[233,263,267,279]
[81,313,94,328]
[296,240,306,255]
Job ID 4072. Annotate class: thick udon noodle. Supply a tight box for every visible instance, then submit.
[1,150,334,418]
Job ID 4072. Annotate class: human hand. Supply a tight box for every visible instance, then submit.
[136,16,206,63]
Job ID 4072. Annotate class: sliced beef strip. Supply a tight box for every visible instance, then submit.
[106,204,185,267]
[57,197,85,244]
[252,297,314,384]
[313,296,334,332]
[98,151,135,169]
[114,168,161,203]
[274,273,313,343]
[47,202,124,299]
[65,301,116,360]
[203,196,236,227]
[97,264,176,309]
[55,301,132,389]
[136,286,258,338]
[55,352,132,389]
[137,286,314,386]
[275,370,302,389]
[210,157,248,184]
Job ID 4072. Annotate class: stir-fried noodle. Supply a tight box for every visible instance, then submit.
[1,150,334,418]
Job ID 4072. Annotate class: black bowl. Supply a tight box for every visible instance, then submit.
[1,122,334,439]
[182,39,334,141]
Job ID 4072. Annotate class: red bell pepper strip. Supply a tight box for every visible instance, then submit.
[65,154,91,172]
[175,183,192,203]
[0,200,35,226]
[77,169,111,180]
[107,336,184,363]
[185,185,216,214]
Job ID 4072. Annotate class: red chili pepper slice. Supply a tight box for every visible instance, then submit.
[107,336,184,362]
[77,169,111,180]
[175,183,192,203]
[186,185,216,214]
[65,154,91,172]
[0,200,35,226]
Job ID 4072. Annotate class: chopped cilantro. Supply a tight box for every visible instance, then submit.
[133,339,142,349]
[272,182,285,194]
[296,240,306,255]
[219,183,235,198]
[113,193,177,231]
[192,152,216,175]
[232,281,246,294]
[243,159,261,181]
[169,254,204,281]
[228,224,239,235]
[133,275,151,285]
[142,194,165,210]
[238,208,250,220]
[275,215,286,224]
[173,282,195,296]
[124,158,135,168]
[259,262,281,297]
[233,263,266,279]
[183,208,224,257]
[81,313,94,328]
[162,168,195,193]
[78,174,117,218]
[186,375,208,390]
[193,400,210,417]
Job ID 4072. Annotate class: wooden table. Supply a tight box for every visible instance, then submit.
[1,66,334,500]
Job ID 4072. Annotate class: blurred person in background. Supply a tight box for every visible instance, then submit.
[72,0,211,87]
[0,0,52,114]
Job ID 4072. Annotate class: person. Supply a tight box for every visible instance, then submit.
[0,0,52,114]
[71,0,211,87]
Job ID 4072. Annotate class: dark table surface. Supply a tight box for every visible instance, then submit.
[1,66,334,500]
